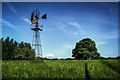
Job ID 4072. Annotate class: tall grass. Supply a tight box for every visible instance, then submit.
[2,60,119,79]
[85,60,120,79]
[2,60,86,78]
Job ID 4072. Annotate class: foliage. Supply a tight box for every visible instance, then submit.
[2,37,35,60]
[72,38,100,60]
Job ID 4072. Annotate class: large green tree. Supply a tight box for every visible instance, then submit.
[72,38,100,60]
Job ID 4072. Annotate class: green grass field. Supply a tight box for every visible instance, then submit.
[2,59,120,79]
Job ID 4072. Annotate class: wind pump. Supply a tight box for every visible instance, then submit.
[30,9,47,60]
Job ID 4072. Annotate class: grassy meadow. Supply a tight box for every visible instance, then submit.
[2,59,120,79]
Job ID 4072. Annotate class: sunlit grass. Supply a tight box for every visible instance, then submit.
[85,60,120,79]
[2,60,86,78]
[2,59,120,79]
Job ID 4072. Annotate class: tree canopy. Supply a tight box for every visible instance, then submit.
[72,38,100,60]
[1,37,35,60]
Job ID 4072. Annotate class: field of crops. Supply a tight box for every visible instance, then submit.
[2,59,120,79]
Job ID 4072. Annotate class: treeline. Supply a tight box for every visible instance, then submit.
[1,37,35,60]
[100,56,120,59]
[42,57,120,60]
[42,58,75,60]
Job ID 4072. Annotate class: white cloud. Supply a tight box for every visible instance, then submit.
[80,30,86,35]
[102,30,118,39]
[23,18,31,24]
[96,41,106,46]
[45,54,54,59]
[107,35,118,39]
[67,21,86,35]
[6,2,18,15]
[46,54,54,57]
[52,48,67,55]
[43,28,57,31]
[106,30,118,39]
[67,21,81,29]
[54,21,86,36]
[6,3,31,25]
[63,44,74,49]
[73,32,78,35]
[2,19,22,31]
[49,44,74,58]
[57,22,68,33]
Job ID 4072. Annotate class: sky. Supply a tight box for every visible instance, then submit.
[1,2,119,58]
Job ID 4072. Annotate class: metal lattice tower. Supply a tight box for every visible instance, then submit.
[30,9,46,59]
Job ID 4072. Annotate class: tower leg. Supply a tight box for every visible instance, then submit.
[32,30,42,60]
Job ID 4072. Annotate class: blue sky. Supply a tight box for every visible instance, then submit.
[2,2,119,58]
